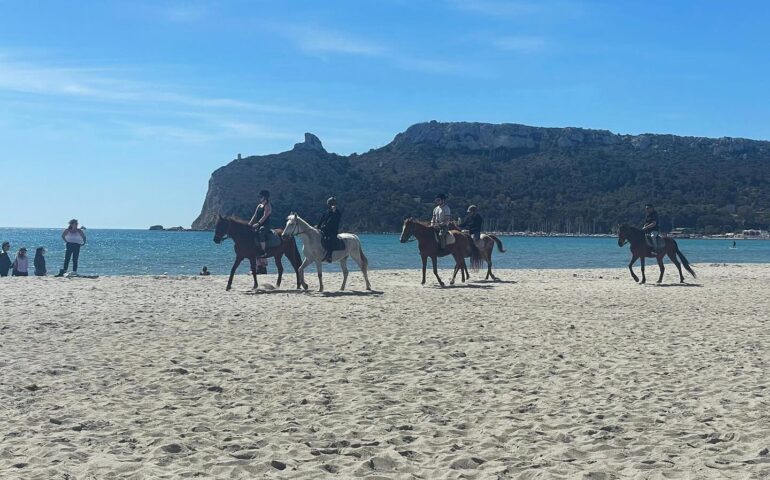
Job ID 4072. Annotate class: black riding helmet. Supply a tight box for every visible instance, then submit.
[259,190,270,199]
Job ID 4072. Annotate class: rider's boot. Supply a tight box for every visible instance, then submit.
[256,241,268,258]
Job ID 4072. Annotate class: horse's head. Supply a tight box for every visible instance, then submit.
[282,213,299,238]
[617,224,628,247]
[213,215,229,244]
[399,217,414,243]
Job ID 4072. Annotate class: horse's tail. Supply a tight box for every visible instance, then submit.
[469,239,483,272]
[358,241,369,271]
[675,241,696,278]
[487,234,506,253]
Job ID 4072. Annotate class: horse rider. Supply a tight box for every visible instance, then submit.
[249,189,272,273]
[431,194,451,249]
[642,203,660,254]
[459,205,483,245]
[317,197,342,263]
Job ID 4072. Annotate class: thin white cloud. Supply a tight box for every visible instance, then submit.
[493,35,548,54]
[160,4,209,23]
[270,25,473,75]
[0,55,318,115]
[448,0,544,17]
[291,27,387,56]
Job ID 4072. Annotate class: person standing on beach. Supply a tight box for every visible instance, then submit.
[34,247,47,276]
[56,219,86,277]
[431,194,451,249]
[248,189,272,274]
[0,241,11,277]
[12,247,29,276]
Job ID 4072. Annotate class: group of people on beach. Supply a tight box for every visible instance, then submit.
[0,219,87,278]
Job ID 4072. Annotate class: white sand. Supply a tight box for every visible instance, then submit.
[1,265,769,479]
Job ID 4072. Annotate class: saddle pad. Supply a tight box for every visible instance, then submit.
[266,229,282,248]
[331,236,346,251]
[445,232,456,245]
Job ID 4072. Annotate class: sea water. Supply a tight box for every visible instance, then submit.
[0,228,767,276]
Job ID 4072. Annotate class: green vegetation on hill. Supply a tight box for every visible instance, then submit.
[193,123,770,234]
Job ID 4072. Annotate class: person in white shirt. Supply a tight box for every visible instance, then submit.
[12,247,29,276]
[56,219,86,277]
[430,194,451,248]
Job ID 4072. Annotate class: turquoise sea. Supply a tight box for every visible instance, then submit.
[1,228,767,276]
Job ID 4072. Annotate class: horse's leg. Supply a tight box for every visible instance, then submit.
[431,255,444,287]
[656,253,665,284]
[667,247,684,283]
[275,254,284,287]
[628,254,639,283]
[339,257,349,291]
[421,255,428,285]
[349,241,372,290]
[316,260,324,292]
[639,256,646,284]
[297,256,312,290]
[227,256,243,291]
[248,256,258,290]
[487,248,497,281]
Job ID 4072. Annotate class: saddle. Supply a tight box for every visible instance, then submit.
[434,230,456,247]
[256,229,282,248]
[327,235,346,252]
[645,232,665,251]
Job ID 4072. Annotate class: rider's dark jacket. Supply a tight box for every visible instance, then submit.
[459,213,483,236]
[317,209,342,237]
[643,211,659,233]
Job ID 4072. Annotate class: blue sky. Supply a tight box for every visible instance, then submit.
[1,0,769,228]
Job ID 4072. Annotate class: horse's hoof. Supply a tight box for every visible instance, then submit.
[225,286,232,291]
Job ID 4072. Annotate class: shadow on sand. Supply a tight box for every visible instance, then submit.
[427,283,495,290]
[241,288,308,295]
[320,290,384,297]
[653,283,703,288]
[469,279,517,285]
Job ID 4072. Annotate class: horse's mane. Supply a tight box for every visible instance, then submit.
[407,218,432,227]
[227,216,251,226]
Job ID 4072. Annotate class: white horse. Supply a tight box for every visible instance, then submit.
[281,213,372,292]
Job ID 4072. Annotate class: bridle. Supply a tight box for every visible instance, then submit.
[283,216,311,237]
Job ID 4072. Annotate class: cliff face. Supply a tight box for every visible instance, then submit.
[192,122,770,233]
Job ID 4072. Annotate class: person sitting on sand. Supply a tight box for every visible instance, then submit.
[642,204,660,254]
[12,247,29,276]
[199,266,210,276]
[34,247,47,276]
[430,194,451,249]
[459,205,483,243]
[56,219,87,277]
[317,197,342,263]
[249,189,272,274]
[0,241,11,277]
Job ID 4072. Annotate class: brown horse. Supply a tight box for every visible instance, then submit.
[399,218,482,287]
[448,224,507,281]
[213,215,306,291]
[617,224,696,284]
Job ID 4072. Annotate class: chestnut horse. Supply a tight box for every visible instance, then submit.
[213,215,306,291]
[399,218,482,287]
[617,224,696,284]
[448,224,507,281]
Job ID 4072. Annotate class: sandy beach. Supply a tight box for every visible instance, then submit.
[1,264,769,479]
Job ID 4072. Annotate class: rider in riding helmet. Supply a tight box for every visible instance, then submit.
[317,197,342,263]
[459,205,483,243]
[431,194,451,249]
[249,190,272,272]
[642,203,660,254]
